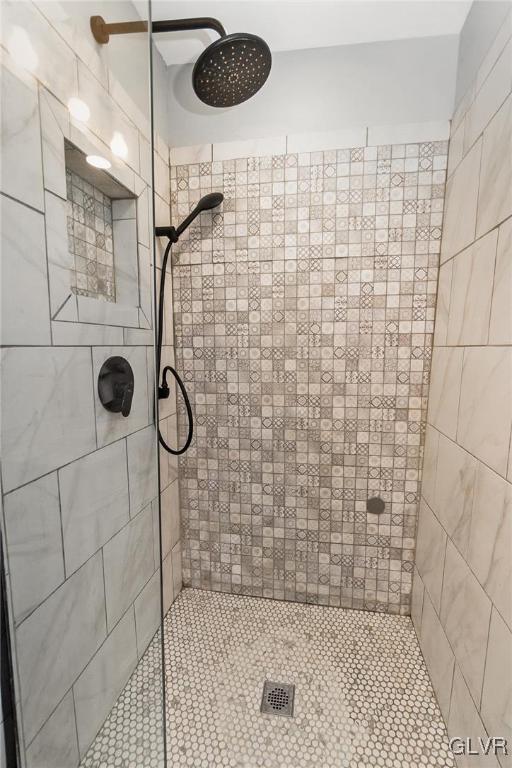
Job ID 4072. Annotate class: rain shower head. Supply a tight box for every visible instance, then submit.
[193,33,272,108]
[90,16,271,107]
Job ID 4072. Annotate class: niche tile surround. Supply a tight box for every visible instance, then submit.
[171,138,448,615]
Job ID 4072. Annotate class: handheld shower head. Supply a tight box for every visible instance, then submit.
[175,193,224,237]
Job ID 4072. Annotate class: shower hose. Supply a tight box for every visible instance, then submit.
[156,239,193,455]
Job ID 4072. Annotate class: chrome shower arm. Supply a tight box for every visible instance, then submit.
[90,15,226,45]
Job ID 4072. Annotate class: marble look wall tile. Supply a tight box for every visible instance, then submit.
[410,567,424,637]
[16,552,106,744]
[170,144,211,166]
[4,473,64,624]
[51,321,123,346]
[457,347,512,477]
[477,94,512,237]
[415,500,446,612]
[160,479,180,560]
[74,608,137,757]
[45,190,75,320]
[421,425,439,509]
[1,195,50,346]
[288,127,367,153]
[446,229,498,346]
[92,346,149,447]
[154,151,170,203]
[0,59,44,211]
[123,328,153,346]
[59,440,129,576]
[480,609,512,768]
[433,260,453,346]
[103,504,154,631]
[447,118,465,178]
[468,463,512,630]
[113,219,139,307]
[440,139,482,262]
[134,570,160,659]
[39,88,68,200]
[440,540,492,706]
[464,38,512,154]
[0,347,96,493]
[162,550,174,615]
[213,136,286,161]
[77,63,139,175]
[489,217,512,345]
[77,296,138,327]
[434,433,477,559]
[127,425,158,517]
[428,347,463,440]
[420,590,455,721]
[1,0,78,106]
[25,691,79,768]
[448,666,500,768]
[171,541,182,599]
[139,244,152,328]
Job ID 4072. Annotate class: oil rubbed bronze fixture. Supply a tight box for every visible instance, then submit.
[90,15,272,107]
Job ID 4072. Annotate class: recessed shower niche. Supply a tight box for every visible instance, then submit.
[39,92,152,331]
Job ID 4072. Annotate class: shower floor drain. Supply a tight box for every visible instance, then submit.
[260,681,295,717]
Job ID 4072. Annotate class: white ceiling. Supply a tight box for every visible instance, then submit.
[147,0,472,66]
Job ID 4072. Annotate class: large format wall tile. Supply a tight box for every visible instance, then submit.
[16,552,106,744]
[489,217,512,345]
[1,195,50,346]
[433,433,476,559]
[457,347,512,477]
[103,504,155,631]
[477,93,512,237]
[25,691,79,768]
[427,347,463,439]
[480,609,512,768]
[0,347,96,493]
[468,463,512,630]
[440,540,492,705]
[446,229,498,346]
[1,0,78,106]
[160,479,180,559]
[415,500,446,612]
[134,570,161,658]
[126,425,158,517]
[440,139,481,261]
[0,59,44,211]
[448,667,500,768]
[4,473,64,624]
[59,440,130,575]
[73,609,138,757]
[464,38,512,154]
[420,591,455,720]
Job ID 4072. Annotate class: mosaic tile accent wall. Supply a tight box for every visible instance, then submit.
[170,140,448,614]
[66,169,115,302]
